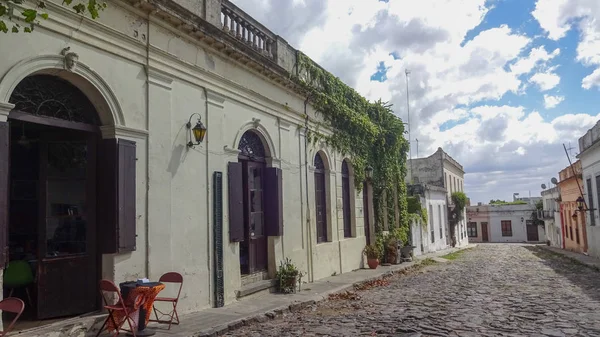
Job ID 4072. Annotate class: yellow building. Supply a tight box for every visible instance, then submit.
[558,161,588,253]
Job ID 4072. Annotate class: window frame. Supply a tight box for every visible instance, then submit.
[467,222,478,238]
[501,220,512,237]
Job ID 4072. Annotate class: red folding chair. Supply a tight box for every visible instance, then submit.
[96,280,137,337]
[0,297,25,337]
[151,272,183,330]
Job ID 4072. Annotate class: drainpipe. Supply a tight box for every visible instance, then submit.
[143,11,155,279]
[304,96,314,282]
[203,86,212,305]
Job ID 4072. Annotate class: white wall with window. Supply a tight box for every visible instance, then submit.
[488,204,545,243]
[578,125,600,259]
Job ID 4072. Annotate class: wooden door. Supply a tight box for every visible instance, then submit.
[37,132,97,319]
[526,220,539,242]
[481,222,489,242]
[315,171,327,243]
[245,161,267,273]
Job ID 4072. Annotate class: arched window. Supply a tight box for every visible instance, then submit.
[314,152,327,243]
[238,130,266,160]
[9,75,99,125]
[342,160,352,238]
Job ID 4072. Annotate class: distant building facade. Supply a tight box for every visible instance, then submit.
[487,204,545,243]
[407,148,468,247]
[541,186,562,248]
[558,161,588,254]
[466,205,490,243]
[408,183,449,255]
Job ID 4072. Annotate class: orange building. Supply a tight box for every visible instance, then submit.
[558,161,588,253]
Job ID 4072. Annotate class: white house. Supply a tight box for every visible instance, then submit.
[408,183,449,255]
[541,186,562,248]
[488,204,545,243]
[407,148,468,247]
[0,0,378,331]
[577,121,600,259]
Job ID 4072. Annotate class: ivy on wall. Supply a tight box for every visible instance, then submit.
[292,52,410,235]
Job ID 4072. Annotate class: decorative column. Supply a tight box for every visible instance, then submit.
[0,102,14,122]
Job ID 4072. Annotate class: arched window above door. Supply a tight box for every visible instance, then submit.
[9,75,99,125]
[238,130,266,159]
[314,152,328,243]
[341,159,353,238]
[314,152,325,171]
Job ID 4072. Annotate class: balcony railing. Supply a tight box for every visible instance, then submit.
[538,210,555,220]
[220,0,276,60]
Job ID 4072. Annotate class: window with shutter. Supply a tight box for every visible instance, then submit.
[0,122,9,267]
[342,161,351,238]
[228,162,244,242]
[97,138,137,253]
[264,167,283,236]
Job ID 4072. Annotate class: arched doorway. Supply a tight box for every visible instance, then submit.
[314,152,327,243]
[5,74,101,319]
[237,130,268,275]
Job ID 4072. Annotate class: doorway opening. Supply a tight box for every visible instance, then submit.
[237,131,268,282]
[4,74,102,327]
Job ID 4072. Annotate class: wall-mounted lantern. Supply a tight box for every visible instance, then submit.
[365,165,374,180]
[577,196,585,211]
[186,113,207,148]
[520,217,524,223]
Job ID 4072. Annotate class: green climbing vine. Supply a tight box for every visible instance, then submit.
[292,53,410,233]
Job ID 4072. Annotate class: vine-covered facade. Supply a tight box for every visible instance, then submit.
[0,0,392,332]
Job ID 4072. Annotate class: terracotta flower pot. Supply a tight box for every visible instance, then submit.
[367,258,379,269]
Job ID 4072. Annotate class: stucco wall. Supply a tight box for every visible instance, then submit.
[466,205,490,242]
[488,205,545,243]
[558,163,587,254]
[580,145,600,259]
[0,1,368,316]
[424,189,449,252]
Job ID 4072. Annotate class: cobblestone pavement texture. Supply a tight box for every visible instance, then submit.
[225,244,600,337]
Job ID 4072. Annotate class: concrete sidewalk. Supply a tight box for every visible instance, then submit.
[152,244,476,337]
[538,245,600,271]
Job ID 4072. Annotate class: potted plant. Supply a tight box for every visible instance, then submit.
[384,236,400,265]
[275,258,300,294]
[363,244,381,269]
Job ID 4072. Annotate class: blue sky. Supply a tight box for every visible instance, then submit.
[234,0,600,203]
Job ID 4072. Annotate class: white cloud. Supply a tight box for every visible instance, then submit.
[530,70,560,91]
[510,46,560,75]
[543,94,564,108]
[582,68,600,89]
[533,0,600,89]
[231,0,600,202]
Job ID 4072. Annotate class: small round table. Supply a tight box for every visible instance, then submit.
[119,281,165,337]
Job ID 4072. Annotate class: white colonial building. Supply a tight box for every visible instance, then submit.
[541,186,562,248]
[487,204,545,243]
[408,183,449,255]
[0,0,376,331]
[407,147,468,248]
[578,121,600,259]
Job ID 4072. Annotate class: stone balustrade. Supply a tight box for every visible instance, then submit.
[220,0,276,60]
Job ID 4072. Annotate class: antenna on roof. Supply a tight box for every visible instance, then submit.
[541,184,546,190]
[551,177,558,185]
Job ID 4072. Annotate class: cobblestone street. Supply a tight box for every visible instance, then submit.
[225,244,600,337]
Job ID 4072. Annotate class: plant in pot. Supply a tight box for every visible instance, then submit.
[384,236,400,265]
[275,258,300,294]
[363,244,381,269]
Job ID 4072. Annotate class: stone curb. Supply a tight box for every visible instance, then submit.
[537,245,600,272]
[193,246,474,337]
